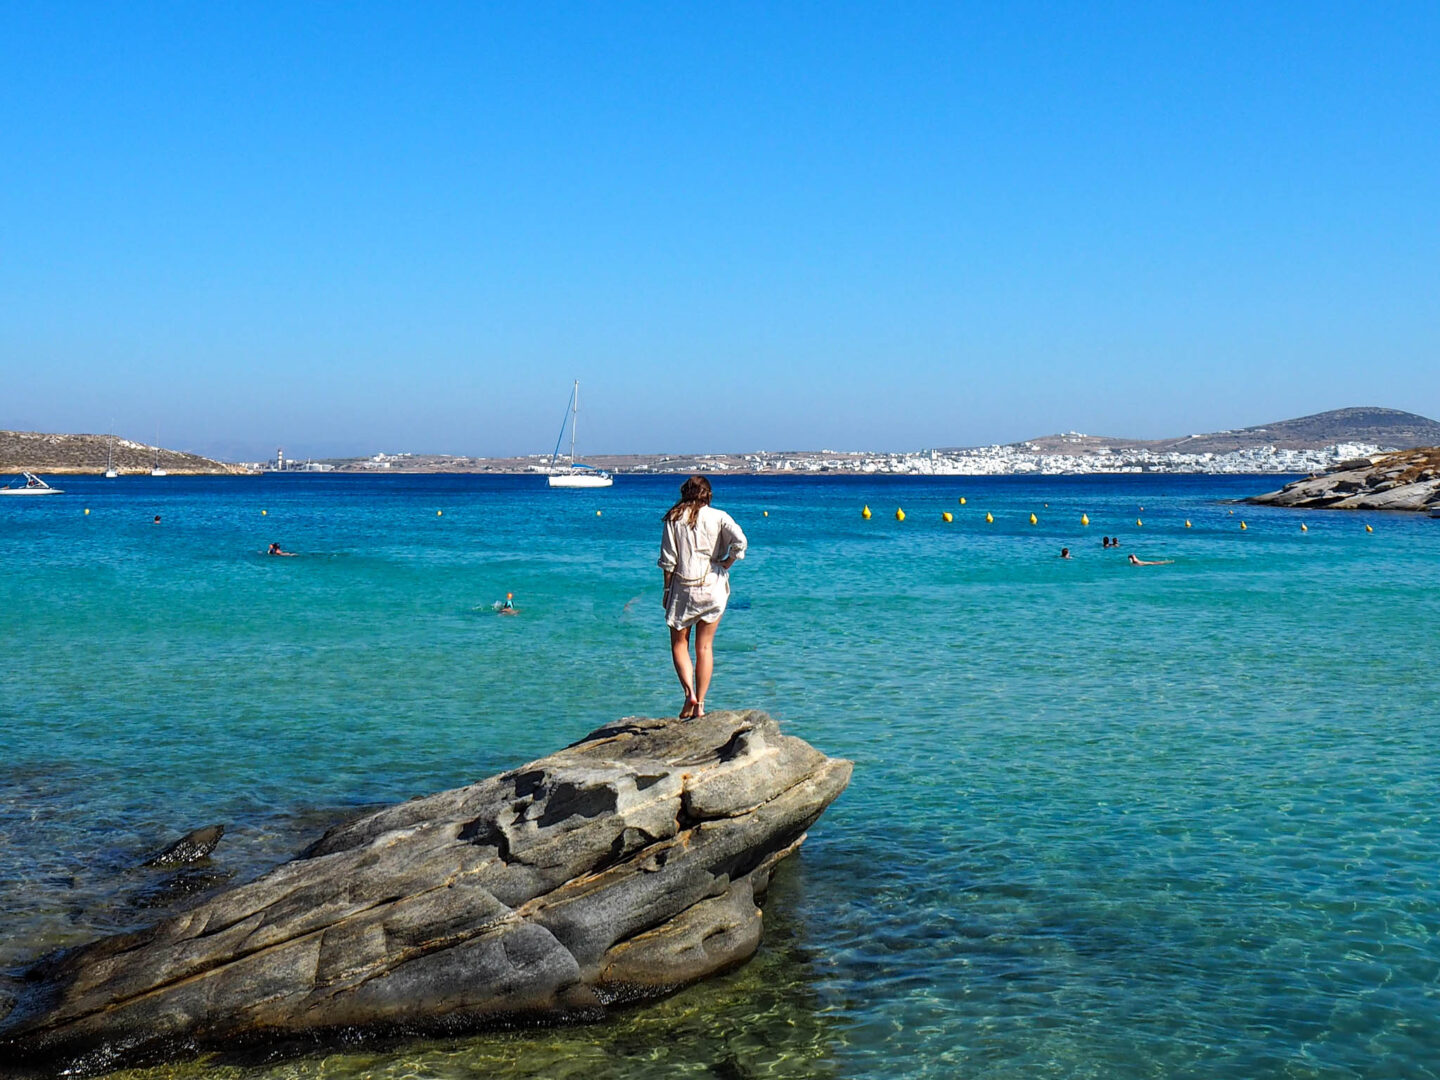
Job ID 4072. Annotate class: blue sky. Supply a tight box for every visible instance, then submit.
[3,3,1437,460]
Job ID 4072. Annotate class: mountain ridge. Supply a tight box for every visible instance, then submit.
[998,407,1440,456]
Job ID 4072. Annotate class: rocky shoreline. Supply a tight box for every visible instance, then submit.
[0,711,850,1076]
[1248,447,1440,512]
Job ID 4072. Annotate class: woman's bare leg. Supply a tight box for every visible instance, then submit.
[693,617,721,715]
[670,625,697,716]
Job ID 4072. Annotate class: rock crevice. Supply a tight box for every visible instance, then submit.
[0,710,850,1075]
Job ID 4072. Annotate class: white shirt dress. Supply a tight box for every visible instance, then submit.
[658,505,748,630]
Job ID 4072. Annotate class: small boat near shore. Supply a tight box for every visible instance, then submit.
[1,472,65,496]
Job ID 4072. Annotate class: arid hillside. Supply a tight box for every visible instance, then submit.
[0,431,249,475]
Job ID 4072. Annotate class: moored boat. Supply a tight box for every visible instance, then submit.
[545,380,613,488]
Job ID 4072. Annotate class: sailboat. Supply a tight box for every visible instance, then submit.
[104,430,118,478]
[150,430,168,477]
[546,381,613,488]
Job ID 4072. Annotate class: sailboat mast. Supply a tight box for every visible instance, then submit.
[570,381,579,464]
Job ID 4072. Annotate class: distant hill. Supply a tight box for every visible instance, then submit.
[0,431,249,475]
[1013,407,1440,456]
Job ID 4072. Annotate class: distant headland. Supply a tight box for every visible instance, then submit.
[0,431,246,476]
[6,407,1439,477]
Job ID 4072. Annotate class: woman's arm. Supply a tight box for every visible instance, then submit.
[717,512,748,569]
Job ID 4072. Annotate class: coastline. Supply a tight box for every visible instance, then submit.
[3,471,1436,1078]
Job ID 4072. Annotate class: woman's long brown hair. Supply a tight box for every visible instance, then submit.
[663,475,712,527]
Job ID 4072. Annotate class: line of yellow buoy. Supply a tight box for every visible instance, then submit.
[860,506,1377,533]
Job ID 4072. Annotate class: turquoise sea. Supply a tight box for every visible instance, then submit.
[2,473,1438,1079]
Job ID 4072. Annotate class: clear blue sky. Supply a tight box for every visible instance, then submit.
[3,3,1437,460]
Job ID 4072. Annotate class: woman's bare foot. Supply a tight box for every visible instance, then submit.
[693,700,705,718]
[679,698,698,719]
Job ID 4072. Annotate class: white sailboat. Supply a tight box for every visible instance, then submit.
[546,381,613,488]
[150,430,168,477]
[104,431,118,478]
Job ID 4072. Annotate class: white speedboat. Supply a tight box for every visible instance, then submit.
[1,472,65,496]
[545,380,613,488]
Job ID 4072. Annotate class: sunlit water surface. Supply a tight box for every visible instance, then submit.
[2,473,1437,1079]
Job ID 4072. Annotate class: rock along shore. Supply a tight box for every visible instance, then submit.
[1248,446,1440,511]
[0,711,851,1076]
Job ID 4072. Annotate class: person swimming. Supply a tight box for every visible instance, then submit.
[497,592,519,615]
[1128,553,1173,566]
[267,542,296,556]
[1060,547,1072,559]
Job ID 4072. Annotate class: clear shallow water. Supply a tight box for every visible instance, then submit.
[2,473,1438,1079]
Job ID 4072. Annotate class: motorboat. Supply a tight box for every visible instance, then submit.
[1,472,65,496]
[545,380,613,488]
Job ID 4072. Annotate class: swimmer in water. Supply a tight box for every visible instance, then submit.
[1059,547,1072,559]
[1128,553,1173,566]
[267,542,296,556]
[498,592,518,615]
[153,515,161,525]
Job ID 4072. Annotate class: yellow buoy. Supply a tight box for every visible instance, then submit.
[1240,521,1247,530]
[763,511,769,517]
[1301,523,1308,532]
[895,508,905,521]
[942,511,953,522]
[84,508,90,515]
[1029,513,1038,525]
[261,509,267,516]
[958,496,966,505]
[1080,514,1090,526]
[1136,519,1143,527]
[437,510,443,516]
[862,505,872,519]
[1365,524,1373,532]
[985,512,994,524]
[1185,520,1192,528]
[596,510,603,517]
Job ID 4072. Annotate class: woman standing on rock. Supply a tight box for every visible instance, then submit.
[659,475,747,718]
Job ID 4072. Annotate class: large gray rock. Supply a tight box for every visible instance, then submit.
[0,711,850,1075]
[1249,447,1440,511]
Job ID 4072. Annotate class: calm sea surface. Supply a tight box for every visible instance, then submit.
[2,473,1437,1079]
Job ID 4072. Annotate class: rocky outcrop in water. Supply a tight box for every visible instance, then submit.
[1248,447,1440,511]
[0,711,850,1075]
[142,824,225,868]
